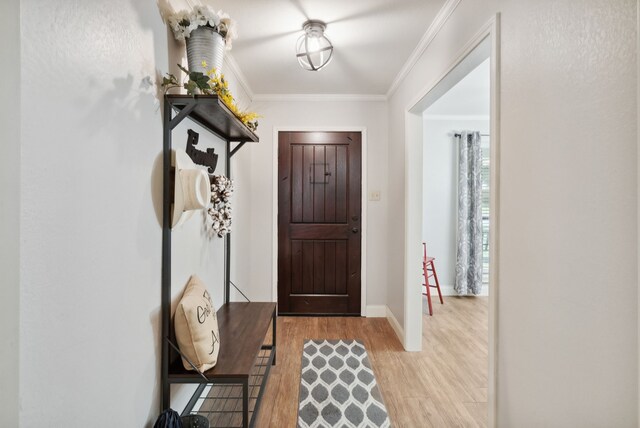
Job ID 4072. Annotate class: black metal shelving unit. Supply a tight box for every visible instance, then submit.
[161,95,276,428]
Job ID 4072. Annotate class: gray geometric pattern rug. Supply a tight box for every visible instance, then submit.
[297,339,391,428]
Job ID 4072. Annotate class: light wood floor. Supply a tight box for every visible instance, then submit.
[256,297,488,427]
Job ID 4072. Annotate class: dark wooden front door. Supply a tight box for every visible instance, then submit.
[278,131,362,315]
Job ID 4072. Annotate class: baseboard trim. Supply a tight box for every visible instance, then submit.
[365,305,387,317]
[385,306,405,348]
[434,284,489,297]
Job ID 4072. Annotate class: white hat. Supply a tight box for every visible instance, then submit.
[172,149,212,228]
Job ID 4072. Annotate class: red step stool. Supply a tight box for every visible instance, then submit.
[422,242,444,316]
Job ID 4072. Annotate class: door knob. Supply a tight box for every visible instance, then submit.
[352,228,359,234]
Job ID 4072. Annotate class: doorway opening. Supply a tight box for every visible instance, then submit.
[403,17,500,426]
[422,57,491,302]
[420,55,491,426]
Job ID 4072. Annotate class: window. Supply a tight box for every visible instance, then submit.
[481,137,490,285]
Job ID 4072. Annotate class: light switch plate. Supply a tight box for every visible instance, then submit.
[369,191,381,201]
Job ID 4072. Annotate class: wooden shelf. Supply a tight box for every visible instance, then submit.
[169,302,276,383]
[166,95,259,143]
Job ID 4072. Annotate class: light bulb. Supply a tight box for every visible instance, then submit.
[307,36,320,53]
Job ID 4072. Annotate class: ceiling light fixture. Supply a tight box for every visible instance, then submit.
[296,20,333,71]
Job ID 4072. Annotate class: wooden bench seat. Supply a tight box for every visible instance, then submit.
[168,302,276,383]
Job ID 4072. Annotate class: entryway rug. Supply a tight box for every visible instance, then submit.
[297,339,391,428]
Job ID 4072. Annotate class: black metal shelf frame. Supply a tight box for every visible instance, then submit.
[160,95,262,427]
[180,347,275,428]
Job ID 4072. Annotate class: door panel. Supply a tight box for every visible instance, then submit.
[278,131,361,315]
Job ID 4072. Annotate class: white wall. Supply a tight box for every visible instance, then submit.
[0,0,21,425]
[18,0,251,426]
[7,0,639,425]
[422,117,489,293]
[388,0,638,426]
[243,99,389,312]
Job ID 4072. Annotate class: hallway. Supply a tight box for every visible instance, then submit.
[256,297,488,427]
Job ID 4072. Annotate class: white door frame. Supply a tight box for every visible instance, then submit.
[403,15,500,427]
[272,126,368,316]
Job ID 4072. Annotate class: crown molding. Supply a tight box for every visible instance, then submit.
[424,114,490,120]
[223,53,254,101]
[251,93,387,102]
[386,0,461,98]
[226,0,459,102]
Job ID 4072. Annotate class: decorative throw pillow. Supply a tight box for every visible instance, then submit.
[174,275,220,372]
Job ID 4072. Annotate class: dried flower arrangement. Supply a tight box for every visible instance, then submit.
[166,5,237,48]
[161,63,260,132]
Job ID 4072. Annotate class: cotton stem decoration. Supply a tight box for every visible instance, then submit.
[208,175,233,237]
